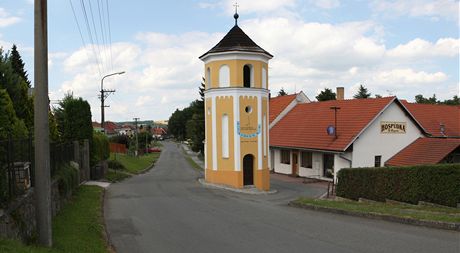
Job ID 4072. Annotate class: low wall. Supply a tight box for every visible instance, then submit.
[0,164,79,242]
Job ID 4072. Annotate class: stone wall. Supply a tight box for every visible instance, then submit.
[0,166,79,243]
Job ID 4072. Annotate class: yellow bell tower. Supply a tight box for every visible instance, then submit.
[199,10,273,191]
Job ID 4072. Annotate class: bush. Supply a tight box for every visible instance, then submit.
[54,163,79,198]
[336,164,460,207]
[108,159,126,171]
[91,132,109,165]
[109,134,130,147]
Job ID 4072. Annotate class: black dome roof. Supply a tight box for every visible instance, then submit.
[200,25,273,59]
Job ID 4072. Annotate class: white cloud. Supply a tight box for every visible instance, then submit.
[387,38,459,59]
[199,0,297,15]
[0,8,21,27]
[55,9,457,121]
[374,68,448,85]
[312,0,340,9]
[372,0,459,21]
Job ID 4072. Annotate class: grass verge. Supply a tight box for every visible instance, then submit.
[181,145,203,171]
[104,169,131,183]
[0,185,108,253]
[293,197,460,224]
[109,152,160,174]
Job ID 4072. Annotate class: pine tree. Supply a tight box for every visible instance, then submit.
[9,44,31,87]
[278,88,287,96]
[0,48,33,130]
[316,88,336,101]
[353,84,371,99]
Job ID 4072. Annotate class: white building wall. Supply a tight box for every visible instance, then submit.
[334,152,352,182]
[351,102,424,168]
[298,151,321,178]
[272,149,291,174]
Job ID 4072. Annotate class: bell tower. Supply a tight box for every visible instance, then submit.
[199,10,273,191]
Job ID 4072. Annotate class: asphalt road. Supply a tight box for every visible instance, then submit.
[104,141,460,253]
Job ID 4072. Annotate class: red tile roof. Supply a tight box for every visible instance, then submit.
[104,121,119,134]
[270,97,398,151]
[269,94,297,123]
[386,138,460,166]
[402,102,460,137]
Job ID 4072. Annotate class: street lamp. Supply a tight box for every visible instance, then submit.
[100,71,125,131]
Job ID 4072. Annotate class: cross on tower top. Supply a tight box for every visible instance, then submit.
[233,1,239,25]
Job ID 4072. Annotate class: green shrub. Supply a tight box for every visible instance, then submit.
[336,164,460,207]
[91,132,109,165]
[54,163,79,198]
[108,159,126,171]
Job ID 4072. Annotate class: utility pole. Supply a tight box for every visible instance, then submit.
[133,117,139,156]
[34,0,52,246]
[100,71,125,131]
[100,89,115,131]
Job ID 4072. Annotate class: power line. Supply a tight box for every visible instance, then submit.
[97,0,109,72]
[80,0,102,77]
[106,0,114,71]
[87,0,105,74]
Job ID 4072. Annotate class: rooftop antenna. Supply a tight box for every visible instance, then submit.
[233,1,239,25]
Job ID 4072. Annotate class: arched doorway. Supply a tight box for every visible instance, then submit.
[243,154,254,185]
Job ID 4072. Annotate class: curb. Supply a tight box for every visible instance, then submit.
[288,201,460,232]
[198,178,277,195]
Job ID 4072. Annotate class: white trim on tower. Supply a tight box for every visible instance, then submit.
[234,95,241,171]
[212,96,217,170]
[257,96,262,170]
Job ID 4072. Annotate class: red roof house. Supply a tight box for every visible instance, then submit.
[386,138,460,166]
[402,102,460,137]
[269,91,310,128]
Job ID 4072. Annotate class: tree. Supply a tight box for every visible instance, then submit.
[0,47,33,130]
[278,88,288,96]
[442,95,460,105]
[375,94,382,98]
[415,94,459,105]
[353,84,371,99]
[168,80,205,153]
[415,94,438,104]
[54,93,93,142]
[316,88,336,101]
[9,44,31,87]
[0,89,28,139]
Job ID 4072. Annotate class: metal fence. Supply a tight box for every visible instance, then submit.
[0,135,75,207]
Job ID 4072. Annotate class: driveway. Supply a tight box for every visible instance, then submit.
[104,141,459,253]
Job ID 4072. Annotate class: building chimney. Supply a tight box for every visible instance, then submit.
[336,87,344,100]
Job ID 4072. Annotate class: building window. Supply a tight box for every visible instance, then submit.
[301,151,312,168]
[374,155,381,167]
[206,67,211,88]
[262,67,267,89]
[219,65,230,87]
[222,114,229,158]
[281,150,290,164]
[243,64,253,88]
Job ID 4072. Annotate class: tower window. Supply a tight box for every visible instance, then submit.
[206,67,211,88]
[222,114,229,158]
[219,65,230,87]
[243,64,253,88]
[262,67,267,89]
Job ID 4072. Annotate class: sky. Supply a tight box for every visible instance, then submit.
[0,0,458,122]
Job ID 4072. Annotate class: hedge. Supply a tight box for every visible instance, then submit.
[91,132,110,164]
[336,164,460,207]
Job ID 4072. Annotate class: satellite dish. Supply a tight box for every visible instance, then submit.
[327,125,335,136]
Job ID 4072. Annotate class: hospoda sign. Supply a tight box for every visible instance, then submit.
[380,121,406,134]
